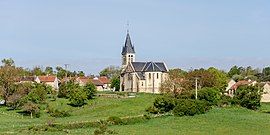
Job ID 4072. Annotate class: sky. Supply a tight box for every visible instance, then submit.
[0,0,270,74]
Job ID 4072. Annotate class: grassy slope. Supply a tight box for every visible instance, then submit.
[67,104,270,135]
[110,107,270,135]
[1,94,270,135]
[0,93,158,134]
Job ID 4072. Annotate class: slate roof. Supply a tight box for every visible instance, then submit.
[121,33,135,55]
[131,62,168,72]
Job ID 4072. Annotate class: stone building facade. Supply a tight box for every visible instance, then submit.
[120,32,169,93]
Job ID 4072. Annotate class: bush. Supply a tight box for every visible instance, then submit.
[234,85,262,110]
[26,83,48,104]
[146,106,159,114]
[47,105,71,118]
[84,83,97,99]
[152,96,176,113]
[69,87,88,107]
[172,99,210,117]
[58,81,79,98]
[110,76,120,91]
[196,87,221,105]
[22,102,40,118]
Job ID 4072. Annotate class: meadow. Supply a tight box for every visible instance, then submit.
[0,93,270,135]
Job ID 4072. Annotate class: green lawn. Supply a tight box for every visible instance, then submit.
[1,94,270,135]
[0,93,159,134]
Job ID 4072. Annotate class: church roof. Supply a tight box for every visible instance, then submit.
[121,32,135,55]
[131,62,168,72]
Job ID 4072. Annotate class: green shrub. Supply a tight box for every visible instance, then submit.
[58,81,79,98]
[69,87,88,107]
[22,102,40,118]
[218,94,234,107]
[152,96,176,113]
[47,105,71,118]
[196,87,221,105]
[172,99,210,117]
[234,85,262,110]
[146,106,159,114]
[26,83,48,104]
[84,82,97,99]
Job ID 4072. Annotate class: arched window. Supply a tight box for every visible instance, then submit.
[157,73,159,79]
[149,73,151,79]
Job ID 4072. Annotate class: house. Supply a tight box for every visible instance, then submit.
[99,76,110,89]
[91,78,104,91]
[76,76,91,86]
[35,75,59,90]
[225,79,236,92]
[226,79,257,97]
[19,76,35,83]
[75,76,106,91]
[261,82,270,102]
[120,31,169,94]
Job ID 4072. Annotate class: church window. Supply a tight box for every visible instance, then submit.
[142,82,144,86]
[157,73,159,79]
[149,73,151,79]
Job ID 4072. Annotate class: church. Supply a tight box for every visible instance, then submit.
[120,31,169,93]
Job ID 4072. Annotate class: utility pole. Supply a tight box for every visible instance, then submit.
[195,77,198,100]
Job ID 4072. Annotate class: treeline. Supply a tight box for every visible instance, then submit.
[148,66,264,117]
[0,58,97,118]
[1,58,88,79]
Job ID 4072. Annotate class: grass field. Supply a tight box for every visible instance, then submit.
[0,93,270,135]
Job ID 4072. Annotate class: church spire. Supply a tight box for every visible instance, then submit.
[121,31,135,55]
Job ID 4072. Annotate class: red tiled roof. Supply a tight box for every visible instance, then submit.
[38,76,56,82]
[231,80,251,90]
[99,76,110,84]
[77,77,91,84]
[91,79,104,86]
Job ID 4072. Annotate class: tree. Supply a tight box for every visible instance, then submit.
[6,83,32,109]
[234,85,262,110]
[228,66,241,78]
[110,76,120,91]
[160,68,187,97]
[58,81,79,98]
[169,68,187,80]
[241,66,257,77]
[78,71,85,77]
[84,82,97,99]
[25,83,48,104]
[32,66,44,76]
[1,58,15,66]
[232,74,244,82]
[99,66,121,78]
[22,102,40,118]
[45,66,54,75]
[69,87,88,107]
[0,59,22,105]
[207,67,228,90]
[184,68,216,90]
[56,66,67,79]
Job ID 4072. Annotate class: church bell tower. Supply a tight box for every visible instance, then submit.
[121,31,135,68]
